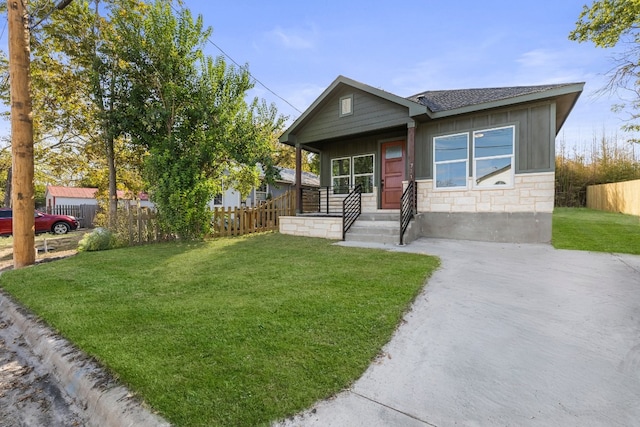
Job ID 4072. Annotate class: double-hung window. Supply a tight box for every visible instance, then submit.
[331,154,374,194]
[353,154,374,193]
[331,157,351,194]
[434,133,469,189]
[473,126,514,187]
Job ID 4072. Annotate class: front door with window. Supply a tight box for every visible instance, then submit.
[381,141,405,209]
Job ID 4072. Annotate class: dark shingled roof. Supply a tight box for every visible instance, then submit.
[407,84,577,113]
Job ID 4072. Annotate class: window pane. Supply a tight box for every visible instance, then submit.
[332,158,350,176]
[435,134,468,162]
[475,157,513,187]
[354,175,373,193]
[353,155,373,174]
[474,127,513,158]
[436,161,467,188]
[385,145,402,159]
[341,97,352,115]
[332,177,350,194]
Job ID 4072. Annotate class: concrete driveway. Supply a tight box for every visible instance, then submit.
[277,238,640,426]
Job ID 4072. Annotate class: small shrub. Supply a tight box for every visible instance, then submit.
[78,228,120,252]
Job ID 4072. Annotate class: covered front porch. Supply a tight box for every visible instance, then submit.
[276,77,421,243]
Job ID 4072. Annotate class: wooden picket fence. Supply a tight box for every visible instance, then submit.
[121,205,165,245]
[211,190,295,237]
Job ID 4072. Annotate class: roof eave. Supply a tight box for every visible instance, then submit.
[279,75,428,145]
[428,83,586,120]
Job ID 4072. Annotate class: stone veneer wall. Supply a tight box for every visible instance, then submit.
[279,216,343,240]
[361,188,378,212]
[411,172,555,243]
[414,172,555,213]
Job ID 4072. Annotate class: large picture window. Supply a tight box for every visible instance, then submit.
[331,154,374,194]
[434,133,469,189]
[473,126,514,188]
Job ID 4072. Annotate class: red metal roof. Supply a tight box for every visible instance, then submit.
[46,186,98,199]
[46,186,149,201]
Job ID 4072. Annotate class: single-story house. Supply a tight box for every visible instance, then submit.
[209,167,319,210]
[278,75,583,243]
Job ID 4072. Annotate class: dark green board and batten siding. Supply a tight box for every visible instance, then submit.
[294,86,411,147]
[414,100,557,179]
[318,128,407,187]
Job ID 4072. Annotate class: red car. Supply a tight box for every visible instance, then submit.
[0,209,79,236]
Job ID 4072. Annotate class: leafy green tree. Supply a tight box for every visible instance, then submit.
[570,0,640,133]
[0,0,147,219]
[116,1,281,238]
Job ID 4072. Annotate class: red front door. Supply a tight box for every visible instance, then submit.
[381,141,405,209]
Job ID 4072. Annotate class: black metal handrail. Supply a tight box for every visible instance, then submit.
[301,185,362,215]
[342,184,362,239]
[400,180,416,245]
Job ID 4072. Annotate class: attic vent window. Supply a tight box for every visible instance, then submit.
[340,95,353,117]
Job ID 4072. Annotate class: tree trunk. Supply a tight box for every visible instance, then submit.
[107,135,117,228]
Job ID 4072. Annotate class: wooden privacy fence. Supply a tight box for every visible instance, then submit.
[211,190,295,237]
[45,204,98,228]
[586,179,640,216]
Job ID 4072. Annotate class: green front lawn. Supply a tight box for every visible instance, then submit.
[553,207,640,254]
[0,233,438,426]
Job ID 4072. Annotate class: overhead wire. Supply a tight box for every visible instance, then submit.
[169,2,303,115]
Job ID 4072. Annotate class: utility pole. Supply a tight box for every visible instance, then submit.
[8,0,35,269]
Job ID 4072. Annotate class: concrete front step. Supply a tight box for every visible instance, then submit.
[344,231,400,245]
[357,212,400,221]
[349,222,399,235]
[345,214,401,244]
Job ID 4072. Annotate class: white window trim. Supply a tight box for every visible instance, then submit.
[472,125,515,189]
[330,154,375,194]
[353,153,375,194]
[331,156,351,194]
[433,132,469,190]
[339,94,353,117]
[254,182,269,204]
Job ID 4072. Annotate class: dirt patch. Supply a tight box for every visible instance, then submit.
[0,231,85,271]
[0,318,87,427]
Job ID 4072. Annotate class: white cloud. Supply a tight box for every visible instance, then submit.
[266,25,317,50]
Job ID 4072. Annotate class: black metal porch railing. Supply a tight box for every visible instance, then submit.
[342,184,362,239]
[300,185,359,215]
[400,180,416,245]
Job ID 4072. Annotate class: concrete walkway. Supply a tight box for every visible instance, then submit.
[277,238,640,426]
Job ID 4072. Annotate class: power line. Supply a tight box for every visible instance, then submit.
[0,16,7,41]
[169,3,303,115]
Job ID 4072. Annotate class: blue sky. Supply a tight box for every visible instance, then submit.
[183,0,637,153]
[0,1,634,154]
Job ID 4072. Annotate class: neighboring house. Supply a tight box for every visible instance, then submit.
[209,167,320,210]
[278,75,584,243]
[45,186,154,210]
